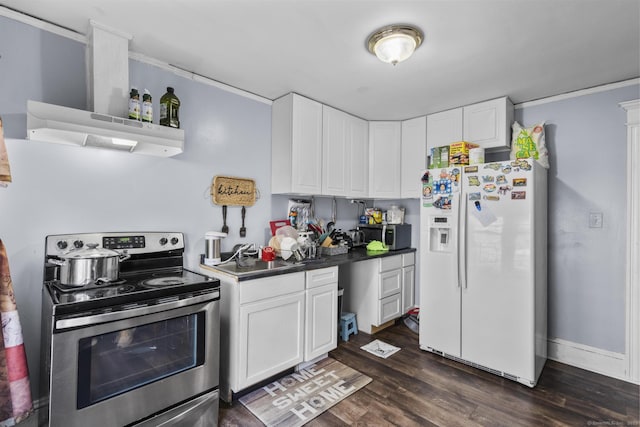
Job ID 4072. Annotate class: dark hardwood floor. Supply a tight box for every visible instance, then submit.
[219,322,640,426]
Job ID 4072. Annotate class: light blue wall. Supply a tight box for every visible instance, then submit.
[516,84,639,353]
[0,16,272,400]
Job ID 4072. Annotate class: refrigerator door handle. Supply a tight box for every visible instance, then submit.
[453,198,460,289]
[458,194,468,289]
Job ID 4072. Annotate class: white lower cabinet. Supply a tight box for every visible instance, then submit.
[341,255,406,334]
[304,267,338,361]
[402,252,416,313]
[238,290,305,390]
[200,270,306,402]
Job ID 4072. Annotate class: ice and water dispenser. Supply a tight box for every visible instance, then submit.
[429,216,453,253]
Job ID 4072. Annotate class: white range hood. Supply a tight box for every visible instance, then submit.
[26,20,184,157]
[27,100,184,157]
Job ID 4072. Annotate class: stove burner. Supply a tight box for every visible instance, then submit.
[141,277,185,287]
[60,283,139,303]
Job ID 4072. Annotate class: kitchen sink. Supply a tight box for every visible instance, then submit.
[212,258,300,276]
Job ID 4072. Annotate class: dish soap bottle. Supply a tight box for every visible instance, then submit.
[141,89,153,123]
[159,87,180,128]
[128,88,140,121]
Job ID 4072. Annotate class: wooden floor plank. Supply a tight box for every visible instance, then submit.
[219,322,640,426]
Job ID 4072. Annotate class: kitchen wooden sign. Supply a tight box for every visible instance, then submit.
[211,175,256,206]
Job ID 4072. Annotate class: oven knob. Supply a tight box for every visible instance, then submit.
[73,240,84,249]
[159,237,168,246]
[56,241,68,250]
[170,237,179,245]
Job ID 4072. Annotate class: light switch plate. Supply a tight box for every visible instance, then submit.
[589,212,603,228]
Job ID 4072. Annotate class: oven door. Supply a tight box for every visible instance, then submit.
[47,292,219,427]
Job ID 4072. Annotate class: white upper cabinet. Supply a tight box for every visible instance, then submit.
[401,116,427,198]
[369,121,401,199]
[463,96,514,150]
[322,106,369,197]
[272,93,323,195]
[322,105,348,196]
[426,108,463,150]
[427,96,513,151]
[347,115,369,198]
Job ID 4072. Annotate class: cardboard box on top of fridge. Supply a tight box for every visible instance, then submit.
[449,141,480,165]
[429,145,449,169]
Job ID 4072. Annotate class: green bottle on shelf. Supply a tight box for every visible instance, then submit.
[159,87,180,128]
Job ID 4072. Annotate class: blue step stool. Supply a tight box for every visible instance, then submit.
[340,312,358,342]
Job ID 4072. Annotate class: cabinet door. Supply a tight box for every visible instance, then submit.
[291,95,323,194]
[369,121,401,199]
[379,269,402,299]
[238,291,304,390]
[322,105,348,196]
[462,97,513,150]
[402,265,415,313]
[305,283,338,361]
[378,293,402,325]
[401,116,427,198]
[347,115,369,198]
[426,108,463,149]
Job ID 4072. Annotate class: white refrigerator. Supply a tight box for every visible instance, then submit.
[419,159,547,387]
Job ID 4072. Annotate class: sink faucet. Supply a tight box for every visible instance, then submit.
[235,243,256,268]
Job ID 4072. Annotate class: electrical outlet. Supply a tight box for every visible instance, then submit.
[589,212,603,228]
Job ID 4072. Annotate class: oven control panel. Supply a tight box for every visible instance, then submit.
[45,232,185,256]
[103,235,146,250]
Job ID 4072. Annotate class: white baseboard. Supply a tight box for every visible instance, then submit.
[547,338,638,384]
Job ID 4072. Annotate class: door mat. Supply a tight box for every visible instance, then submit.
[239,357,371,427]
[360,339,401,359]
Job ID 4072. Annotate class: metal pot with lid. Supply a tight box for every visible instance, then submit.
[49,243,131,286]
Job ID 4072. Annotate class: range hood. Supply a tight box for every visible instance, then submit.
[27,100,184,157]
[26,20,184,157]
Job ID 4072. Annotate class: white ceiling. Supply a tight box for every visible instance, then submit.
[3,0,640,120]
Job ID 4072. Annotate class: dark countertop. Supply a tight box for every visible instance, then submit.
[200,247,416,281]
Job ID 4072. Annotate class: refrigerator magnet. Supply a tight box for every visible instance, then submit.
[467,176,480,186]
[498,185,512,195]
[512,191,526,200]
[422,182,433,202]
[464,166,478,173]
[496,175,507,185]
[482,175,495,183]
[483,195,500,201]
[484,163,501,171]
[433,195,452,209]
[511,159,532,170]
[502,164,512,174]
[513,178,527,187]
[483,183,497,192]
[433,179,452,194]
[469,192,481,201]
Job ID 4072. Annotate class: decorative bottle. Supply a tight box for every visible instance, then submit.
[159,87,180,128]
[141,89,153,123]
[128,88,140,121]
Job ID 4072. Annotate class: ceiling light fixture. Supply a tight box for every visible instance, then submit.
[367,24,423,65]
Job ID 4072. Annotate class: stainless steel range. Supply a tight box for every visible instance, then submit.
[40,232,220,427]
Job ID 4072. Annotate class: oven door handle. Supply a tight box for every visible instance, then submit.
[55,291,219,331]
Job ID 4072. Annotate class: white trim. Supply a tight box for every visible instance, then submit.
[128,52,272,106]
[515,79,640,109]
[621,99,640,384]
[547,338,635,384]
[0,6,272,106]
[0,5,85,43]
